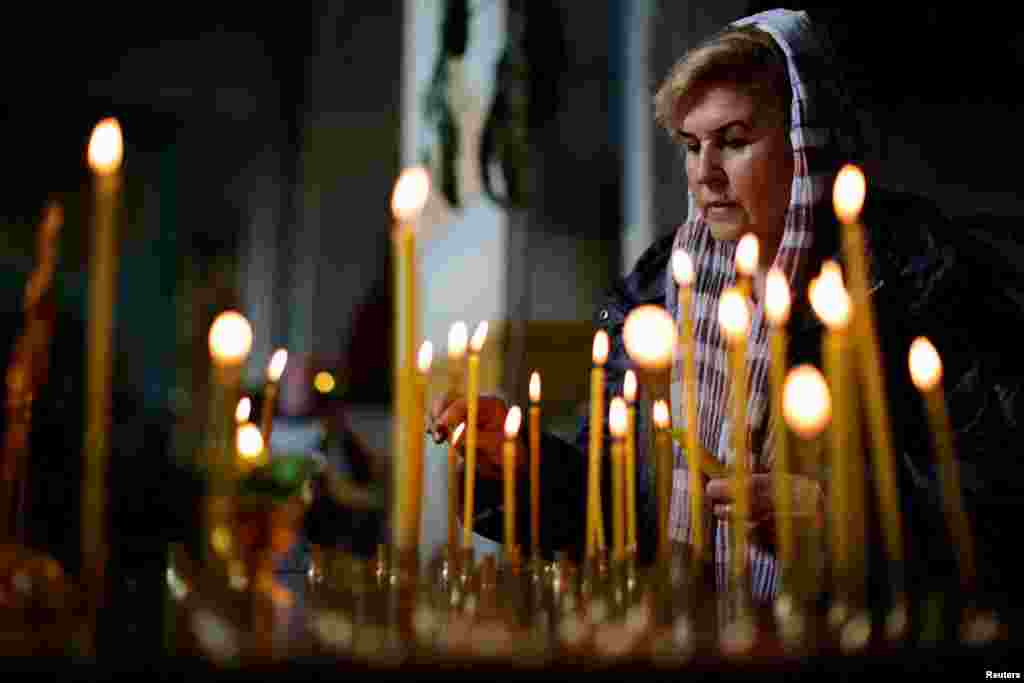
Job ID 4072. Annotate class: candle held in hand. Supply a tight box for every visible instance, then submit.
[735,233,759,300]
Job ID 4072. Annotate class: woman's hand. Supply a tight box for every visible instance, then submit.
[428,392,523,480]
[706,473,823,543]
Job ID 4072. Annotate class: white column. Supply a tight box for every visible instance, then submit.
[622,0,655,276]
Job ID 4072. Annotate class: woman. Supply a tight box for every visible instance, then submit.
[431,8,1023,610]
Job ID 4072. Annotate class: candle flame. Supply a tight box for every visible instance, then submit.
[622,305,676,369]
[448,321,468,358]
[834,164,866,224]
[529,371,541,403]
[909,336,943,391]
[314,371,336,394]
[653,400,670,429]
[609,397,628,437]
[671,249,695,287]
[809,261,851,330]
[88,117,124,175]
[504,405,523,439]
[782,364,832,439]
[235,397,252,423]
[451,422,466,447]
[390,166,430,223]
[469,321,489,353]
[624,370,637,403]
[267,348,288,382]
[735,233,759,276]
[717,288,750,343]
[418,340,433,373]
[237,422,265,461]
[209,311,253,365]
[765,268,791,326]
[592,329,610,366]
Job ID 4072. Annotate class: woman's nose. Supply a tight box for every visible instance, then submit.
[693,146,725,186]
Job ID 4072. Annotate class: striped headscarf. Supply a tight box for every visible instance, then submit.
[665,9,862,600]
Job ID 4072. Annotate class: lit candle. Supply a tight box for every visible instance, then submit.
[908,338,975,592]
[529,371,542,562]
[236,397,252,424]
[718,288,752,595]
[462,321,489,548]
[735,233,759,301]
[390,166,430,552]
[406,340,433,551]
[260,348,288,451]
[672,248,706,560]
[622,305,678,562]
[448,422,465,550]
[503,405,523,571]
[447,321,468,402]
[764,268,794,585]
[207,311,254,559]
[236,422,266,471]
[587,330,610,559]
[623,370,638,556]
[782,364,832,605]
[82,117,123,611]
[834,165,905,579]
[652,400,672,560]
[809,261,853,602]
[609,397,628,562]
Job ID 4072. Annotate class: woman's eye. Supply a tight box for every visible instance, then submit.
[684,143,700,155]
[723,138,748,149]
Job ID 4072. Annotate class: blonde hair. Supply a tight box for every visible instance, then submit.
[654,25,791,143]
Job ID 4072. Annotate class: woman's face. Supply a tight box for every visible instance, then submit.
[678,84,793,262]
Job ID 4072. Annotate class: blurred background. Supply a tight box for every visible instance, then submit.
[2,0,1023,655]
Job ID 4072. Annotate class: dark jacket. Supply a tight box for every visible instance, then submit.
[474,186,1024,606]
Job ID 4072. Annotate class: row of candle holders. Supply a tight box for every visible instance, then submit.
[292,541,1004,668]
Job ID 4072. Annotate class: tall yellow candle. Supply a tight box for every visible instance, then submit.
[609,397,628,562]
[408,340,432,551]
[834,165,905,578]
[622,305,678,562]
[672,248,705,560]
[764,269,794,586]
[260,348,288,451]
[810,262,853,603]
[82,117,123,612]
[782,365,832,605]
[652,401,672,561]
[623,370,638,556]
[390,167,430,551]
[719,287,752,596]
[587,331,609,559]
[529,371,542,561]
[446,323,468,549]
[462,321,488,548]
[909,338,976,591]
[447,422,465,550]
[735,233,759,302]
[206,311,254,560]
[503,405,523,571]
